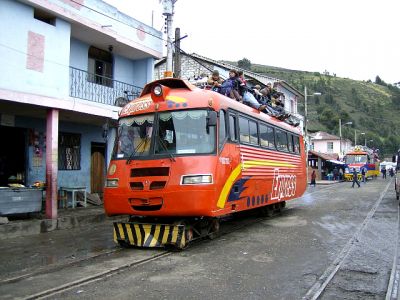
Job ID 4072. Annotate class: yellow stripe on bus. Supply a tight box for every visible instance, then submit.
[217,164,242,208]
[216,159,296,209]
[242,160,295,168]
[165,95,187,103]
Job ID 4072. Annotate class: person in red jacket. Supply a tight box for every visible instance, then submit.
[310,170,316,187]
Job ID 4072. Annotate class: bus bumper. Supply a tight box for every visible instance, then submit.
[113,222,188,249]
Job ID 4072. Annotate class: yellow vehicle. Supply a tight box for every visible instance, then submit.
[344,146,380,181]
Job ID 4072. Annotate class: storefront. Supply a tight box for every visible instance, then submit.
[0,126,27,187]
[308,150,342,180]
[0,108,110,217]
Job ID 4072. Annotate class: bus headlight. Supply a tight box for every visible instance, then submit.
[182,175,212,185]
[106,179,119,187]
[153,85,163,96]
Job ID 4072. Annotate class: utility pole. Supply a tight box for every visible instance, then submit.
[339,118,342,155]
[162,0,176,78]
[174,27,181,78]
[304,86,308,152]
[354,129,357,146]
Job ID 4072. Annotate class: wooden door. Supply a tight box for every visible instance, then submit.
[91,143,106,196]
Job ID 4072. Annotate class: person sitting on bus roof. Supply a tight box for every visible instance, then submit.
[242,85,267,111]
[237,72,267,111]
[253,85,263,101]
[207,70,223,92]
[260,84,291,120]
[219,70,242,102]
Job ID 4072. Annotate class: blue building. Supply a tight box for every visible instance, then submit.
[0,0,162,218]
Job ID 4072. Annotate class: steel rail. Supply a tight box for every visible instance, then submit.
[302,179,393,300]
[385,185,400,300]
[19,207,282,299]
[0,248,122,285]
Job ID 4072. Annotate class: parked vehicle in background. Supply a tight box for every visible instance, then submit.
[344,146,380,181]
[380,161,396,172]
[393,150,400,201]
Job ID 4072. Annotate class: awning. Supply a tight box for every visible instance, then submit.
[327,160,346,165]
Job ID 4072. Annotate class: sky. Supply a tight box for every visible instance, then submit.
[104,0,400,84]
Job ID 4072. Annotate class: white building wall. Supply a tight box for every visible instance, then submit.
[312,139,340,154]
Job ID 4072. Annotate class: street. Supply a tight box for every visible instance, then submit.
[0,178,397,300]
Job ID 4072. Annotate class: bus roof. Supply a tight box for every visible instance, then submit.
[120,78,301,134]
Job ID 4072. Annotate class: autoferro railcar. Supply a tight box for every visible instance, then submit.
[104,78,307,249]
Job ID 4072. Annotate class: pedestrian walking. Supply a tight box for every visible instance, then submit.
[361,167,366,183]
[310,170,316,187]
[382,166,387,179]
[351,168,360,188]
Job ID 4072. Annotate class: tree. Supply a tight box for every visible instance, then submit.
[375,75,387,86]
[238,58,251,70]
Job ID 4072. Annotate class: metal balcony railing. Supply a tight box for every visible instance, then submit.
[69,67,143,106]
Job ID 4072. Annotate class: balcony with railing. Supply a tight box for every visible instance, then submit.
[69,67,143,107]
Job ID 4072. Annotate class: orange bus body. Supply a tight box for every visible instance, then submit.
[104,79,307,219]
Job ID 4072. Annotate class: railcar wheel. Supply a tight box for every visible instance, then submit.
[260,205,274,217]
[171,220,193,250]
[208,218,220,240]
[117,240,131,248]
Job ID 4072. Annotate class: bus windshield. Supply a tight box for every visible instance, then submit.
[114,110,216,159]
[345,154,368,164]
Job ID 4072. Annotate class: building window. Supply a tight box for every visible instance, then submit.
[327,141,333,153]
[34,8,56,26]
[88,46,113,87]
[59,133,81,170]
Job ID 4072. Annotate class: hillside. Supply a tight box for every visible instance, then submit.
[225,60,400,157]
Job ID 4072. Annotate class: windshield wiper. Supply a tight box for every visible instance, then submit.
[126,137,149,165]
[157,135,176,162]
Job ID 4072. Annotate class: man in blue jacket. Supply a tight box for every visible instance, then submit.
[352,168,360,188]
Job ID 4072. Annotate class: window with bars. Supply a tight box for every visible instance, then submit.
[327,141,334,153]
[58,133,81,170]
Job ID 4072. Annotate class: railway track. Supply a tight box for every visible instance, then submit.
[303,179,394,300]
[386,181,400,300]
[3,207,279,300]
[3,181,395,299]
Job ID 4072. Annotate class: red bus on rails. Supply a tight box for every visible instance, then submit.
[104,78,307,249]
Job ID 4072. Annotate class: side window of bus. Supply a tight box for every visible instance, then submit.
[219,110,227,149]
[276,129,289,151]
[239,117,250,143]
[288,134,294,152]
[293,135,300,154]
[229,114,238,142]
[249,120,258,145]
[260,124,275,149]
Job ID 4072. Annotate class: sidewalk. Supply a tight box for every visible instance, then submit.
[309,179,342,185]
[0,205,126,240]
